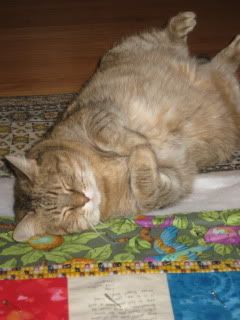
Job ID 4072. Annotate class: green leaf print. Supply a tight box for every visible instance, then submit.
[95,221,113,230]
[126,236,151,254]
[190,223,207,237]
[110,219,137,235]
[44,252,70,264]
[226,212,240,226]
[0,231,14,243]
[153,216,165,225]
[176,235,194,246]
[65,232,105,245]
[173,216,188,229]
[113,253,135,262]
[236,247,240,256]
[1,244,32,256]
[137,238,151,249]
[54,243,90,255]
[85,244,112,261]
[127,236,141,254]
[201,211,220,222]
[214,244,233,256]
[0,240,6,247]
[0,216,14,224]
[21,250,43,266]
[198,238,207,246]
[0,258,17,268]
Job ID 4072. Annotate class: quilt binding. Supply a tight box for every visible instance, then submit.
[0,260,239,280]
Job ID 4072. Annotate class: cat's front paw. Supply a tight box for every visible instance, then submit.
[128,145,157,171]
[168,11,197,40]
[128,145,159,210]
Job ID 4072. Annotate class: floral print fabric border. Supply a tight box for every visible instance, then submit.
[0,209,239,270]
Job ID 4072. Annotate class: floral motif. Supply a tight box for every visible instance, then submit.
[135,215,174,228]
[28,235,64,250]
[204,226,240,245]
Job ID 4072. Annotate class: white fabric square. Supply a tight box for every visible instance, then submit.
[68,274,173,320]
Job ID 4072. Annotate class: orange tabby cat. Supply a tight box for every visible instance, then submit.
[6,12,240,241]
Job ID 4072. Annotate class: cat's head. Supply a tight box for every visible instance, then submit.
[6,142,103,242]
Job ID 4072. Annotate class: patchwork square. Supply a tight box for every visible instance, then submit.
[0,278,68,320]
[68,274,173,320]
[168,272,240,320]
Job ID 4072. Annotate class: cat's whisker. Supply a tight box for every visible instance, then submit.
[83,216,115,245]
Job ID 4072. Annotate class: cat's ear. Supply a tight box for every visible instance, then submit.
[13,212,44,242]
[5,155,38,181]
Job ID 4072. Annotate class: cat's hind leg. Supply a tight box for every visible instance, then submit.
[212,35,240,73]
[167,11,197,44]
[210,35,240,112]
[101,11,196,63]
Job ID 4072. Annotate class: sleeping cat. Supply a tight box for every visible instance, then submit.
[6,12,240,241]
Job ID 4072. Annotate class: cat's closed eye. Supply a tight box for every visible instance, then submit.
[62,207,74,219]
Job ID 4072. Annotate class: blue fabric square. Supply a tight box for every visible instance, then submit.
[168,272,240,320]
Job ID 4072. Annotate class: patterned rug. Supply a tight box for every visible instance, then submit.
[0,93,240,176]
[0,93,76,176]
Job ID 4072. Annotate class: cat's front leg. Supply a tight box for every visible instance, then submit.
[128,145,193,211]
[83,107,147,156]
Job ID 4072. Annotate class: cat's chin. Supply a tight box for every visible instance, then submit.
[84,207,101,229]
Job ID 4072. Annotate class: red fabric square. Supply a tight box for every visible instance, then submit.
[0,278,68,320]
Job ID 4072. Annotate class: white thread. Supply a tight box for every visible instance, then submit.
[83,216,116,245]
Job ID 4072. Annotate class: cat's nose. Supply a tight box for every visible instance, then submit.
[58,192,90,208]
[71,192,90,207]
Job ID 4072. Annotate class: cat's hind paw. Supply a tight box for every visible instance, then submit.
[212,34,240,71]
[168,11,197,41]
[229,34,240,58]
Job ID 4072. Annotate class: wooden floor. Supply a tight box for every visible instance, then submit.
[0,0,240,97]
